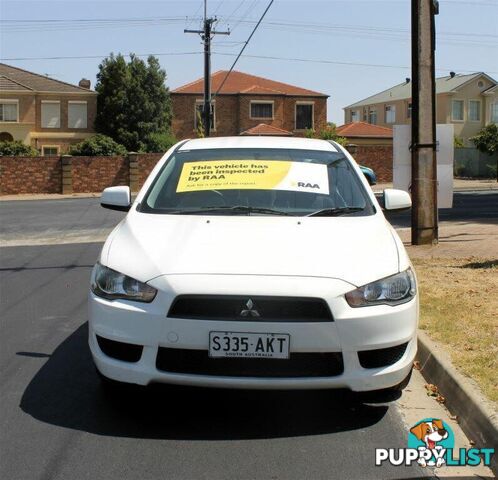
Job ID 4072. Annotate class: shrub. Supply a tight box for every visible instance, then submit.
[142,132,177,153]
[470,124,498,155]
[304,123,347,145]
[0,140,38,156]
[69,134,127,156]
[454,136,465,148]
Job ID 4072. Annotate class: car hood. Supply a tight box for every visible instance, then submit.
[104,212,399,287]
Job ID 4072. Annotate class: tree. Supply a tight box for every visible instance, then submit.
[95,53,172,152]
[142,132,177,153]
[69,134,127,156]
[470,123,498,155]
[0,140,38,156]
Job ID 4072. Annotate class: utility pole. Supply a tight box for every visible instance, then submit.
[411,0,439,245]
[185,1,229,136]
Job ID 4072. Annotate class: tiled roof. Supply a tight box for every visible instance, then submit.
[336,122,393,138]
[173,70,328,97]
[240,123,294,136]
[0,63,96,94]
[0,75,32,91]
[345,72,497,109]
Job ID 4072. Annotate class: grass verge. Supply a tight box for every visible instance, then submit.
[412,257,497,403]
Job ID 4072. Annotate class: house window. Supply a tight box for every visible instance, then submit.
[295,103,314,130]
[368,109,377,125]
[451,100,464,121]
[68,101,87,128]
[194,101,215,130]
[407,103,412,119]
[492,102,498,123]
[42,146,59,156]
[468,100,481,122]
[351,110,360,123]
[41,101,61,128]
[385,105,396,123]
[250,101,273,119]
[0,100,18,122]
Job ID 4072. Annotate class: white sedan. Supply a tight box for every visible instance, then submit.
[89,136,417,392]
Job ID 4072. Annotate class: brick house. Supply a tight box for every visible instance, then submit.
[171,70,328,139]
[0,63,97,155]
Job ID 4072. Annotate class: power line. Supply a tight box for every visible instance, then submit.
[213,0,274,98]
[185,2,204,29]
[2,50,495,75]
[212,51,498,75]
[221,0,248,27]
[0,52,203,61]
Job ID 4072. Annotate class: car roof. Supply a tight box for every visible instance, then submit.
[178,136,339,152]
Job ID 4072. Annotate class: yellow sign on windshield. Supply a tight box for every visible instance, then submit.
[176,160,329,195]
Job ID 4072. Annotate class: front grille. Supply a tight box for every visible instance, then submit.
[156,348,343,377]
[96,335,143,363]
[358,342,408,369]
[168,295,333,322]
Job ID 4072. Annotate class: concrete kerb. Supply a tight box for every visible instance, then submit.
[416,330,498,474]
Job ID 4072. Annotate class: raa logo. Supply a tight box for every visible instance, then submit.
[291,181,320,189]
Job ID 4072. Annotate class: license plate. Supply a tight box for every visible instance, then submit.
[209,332,290,359]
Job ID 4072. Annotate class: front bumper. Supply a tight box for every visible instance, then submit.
[88,274,418,391]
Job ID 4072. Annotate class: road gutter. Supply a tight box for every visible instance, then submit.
[416,330,498,474]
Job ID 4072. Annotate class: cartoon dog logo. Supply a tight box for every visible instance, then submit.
[410,419,449,467]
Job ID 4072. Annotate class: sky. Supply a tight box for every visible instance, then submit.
[1,0,497,124]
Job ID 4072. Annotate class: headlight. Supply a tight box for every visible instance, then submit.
[91,262,157,303]
[345,268,416,307]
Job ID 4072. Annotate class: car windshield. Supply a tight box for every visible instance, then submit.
[139,148,374,217]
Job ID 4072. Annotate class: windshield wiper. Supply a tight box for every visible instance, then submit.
[307,207,365,217]
[168,205,291,216]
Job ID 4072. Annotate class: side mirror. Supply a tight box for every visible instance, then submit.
[100,186,131,212]
[383,188,412,211]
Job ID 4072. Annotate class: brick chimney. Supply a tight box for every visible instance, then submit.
[79,78,91,89]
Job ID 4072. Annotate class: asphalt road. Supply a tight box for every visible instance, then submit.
[384,190,498,228]
[0,246,432,480]
[1,192,496,244]
[1,192,495,480]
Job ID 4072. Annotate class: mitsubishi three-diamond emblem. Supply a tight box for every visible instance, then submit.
[239,298,260,317]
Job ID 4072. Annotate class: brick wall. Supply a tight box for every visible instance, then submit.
[351,145,393,182]
[137,153,163,187]
[0,156,61,194]
[0,153,164,195]
[71,156,129,193]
